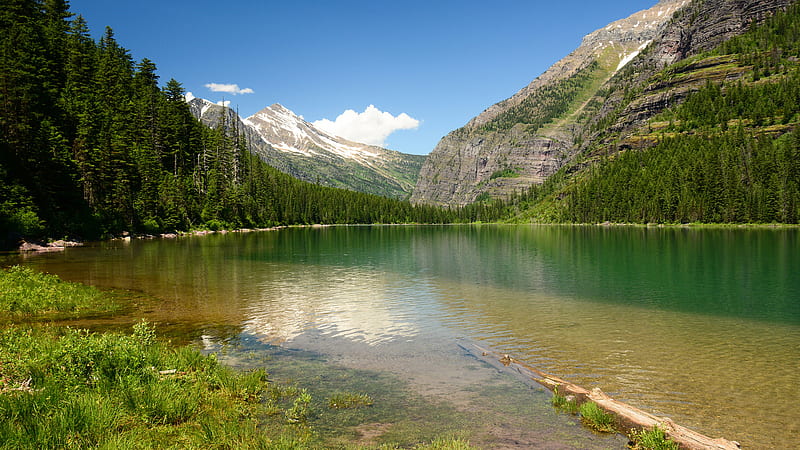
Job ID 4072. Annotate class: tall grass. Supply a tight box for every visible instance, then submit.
[0,322,317,448]
[628,426,680,450]
[0,267,482,448]
[0,265,123,320]
[578,401,617,433]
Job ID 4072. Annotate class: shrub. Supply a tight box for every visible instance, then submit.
[0,266,121,319]
[628,425,680,450]
[550,387,579,414]
[578,401,616,433]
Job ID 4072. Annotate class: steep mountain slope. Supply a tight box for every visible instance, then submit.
[411,0,689,206]
[412,0,795,208]
[188,98,424,199]
[517,0,800,224]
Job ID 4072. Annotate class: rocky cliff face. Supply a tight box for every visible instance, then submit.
[583,0,795,149]
[188,99,425,199]
[412,0,687,206]
[411,0,794,206]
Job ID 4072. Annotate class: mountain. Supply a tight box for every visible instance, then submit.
[411,0,795,207]
[188,98,425,200]
[527,0,800,224]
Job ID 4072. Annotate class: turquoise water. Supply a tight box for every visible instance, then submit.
[13,225,800,448]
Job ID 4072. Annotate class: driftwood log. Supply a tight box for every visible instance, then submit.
[459,342,741,450]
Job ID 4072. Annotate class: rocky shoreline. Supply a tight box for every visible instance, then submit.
[17,226,288,253]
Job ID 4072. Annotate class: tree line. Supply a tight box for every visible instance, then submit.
[0,0,506,248]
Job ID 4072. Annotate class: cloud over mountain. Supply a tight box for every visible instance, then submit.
[204,83,254,95]
[313,105,419,147]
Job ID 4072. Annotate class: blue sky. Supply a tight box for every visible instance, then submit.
[69,0,659,155]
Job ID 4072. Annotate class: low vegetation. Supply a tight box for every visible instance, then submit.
[0,266,478,448]
[0,321,318,448]
[328,391,374,409]
[550,387,579,414]
[550,387,679,448]
[628,426,680,450]
[578,401,617,433]
[0,266,124,321]
[550,388,616,433]
[489,168,521,180]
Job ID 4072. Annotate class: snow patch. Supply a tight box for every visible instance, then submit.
[615,40,652,71]
[243,103,390,162]
[201,102,213,117]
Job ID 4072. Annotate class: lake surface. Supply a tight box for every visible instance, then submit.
[10,225,800,448]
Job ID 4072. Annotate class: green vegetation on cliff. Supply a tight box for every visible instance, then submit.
[479,61,602,134]
[510,2,800,224]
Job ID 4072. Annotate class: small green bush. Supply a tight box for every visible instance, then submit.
[628,425,680,450]
[285,389,312,423]
[0,266,121,319]
[550,387,579,413]
[579,401,616,433]
[489,168,520,180]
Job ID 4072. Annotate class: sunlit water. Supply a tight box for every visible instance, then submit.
[9,225,800,448]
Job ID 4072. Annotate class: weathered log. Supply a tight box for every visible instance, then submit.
[458,342,741,450]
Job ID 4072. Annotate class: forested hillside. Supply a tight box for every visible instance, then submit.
[512,1,800,224]
[0,1,503,249]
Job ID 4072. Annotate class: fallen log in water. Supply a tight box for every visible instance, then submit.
[458,342,741,450]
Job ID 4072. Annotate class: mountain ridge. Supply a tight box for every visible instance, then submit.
[410,0,794,208]
[188,98,425,199]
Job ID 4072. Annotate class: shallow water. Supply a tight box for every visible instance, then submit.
[10,225,800,448]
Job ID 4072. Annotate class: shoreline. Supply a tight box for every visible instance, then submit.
[461,342,741,450]
[14,220,800,254]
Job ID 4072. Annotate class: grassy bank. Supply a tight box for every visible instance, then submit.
[0,266,126,322]
[0,267,474,449]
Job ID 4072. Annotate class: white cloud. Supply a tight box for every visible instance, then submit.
[312,105,419,147]
[204,83,254,95]
[184,91,195,102]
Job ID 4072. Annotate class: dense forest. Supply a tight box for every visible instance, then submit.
[513,2,800,224]
[0,0,505,249]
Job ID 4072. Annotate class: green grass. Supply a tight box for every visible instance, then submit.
[578,401,616,433]
[328,391,374,409]
[489,168,521,180]
[0,322,318,448]
[0,267,479,448]
[414,437,475,449]
[0,266,125,320]
[628,426,680,450]
[550,387,579,414]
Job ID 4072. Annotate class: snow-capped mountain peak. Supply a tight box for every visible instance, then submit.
[186,97,425,200]
[244,103,380,161]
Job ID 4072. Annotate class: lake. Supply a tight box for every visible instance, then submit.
[10,225,800,448]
